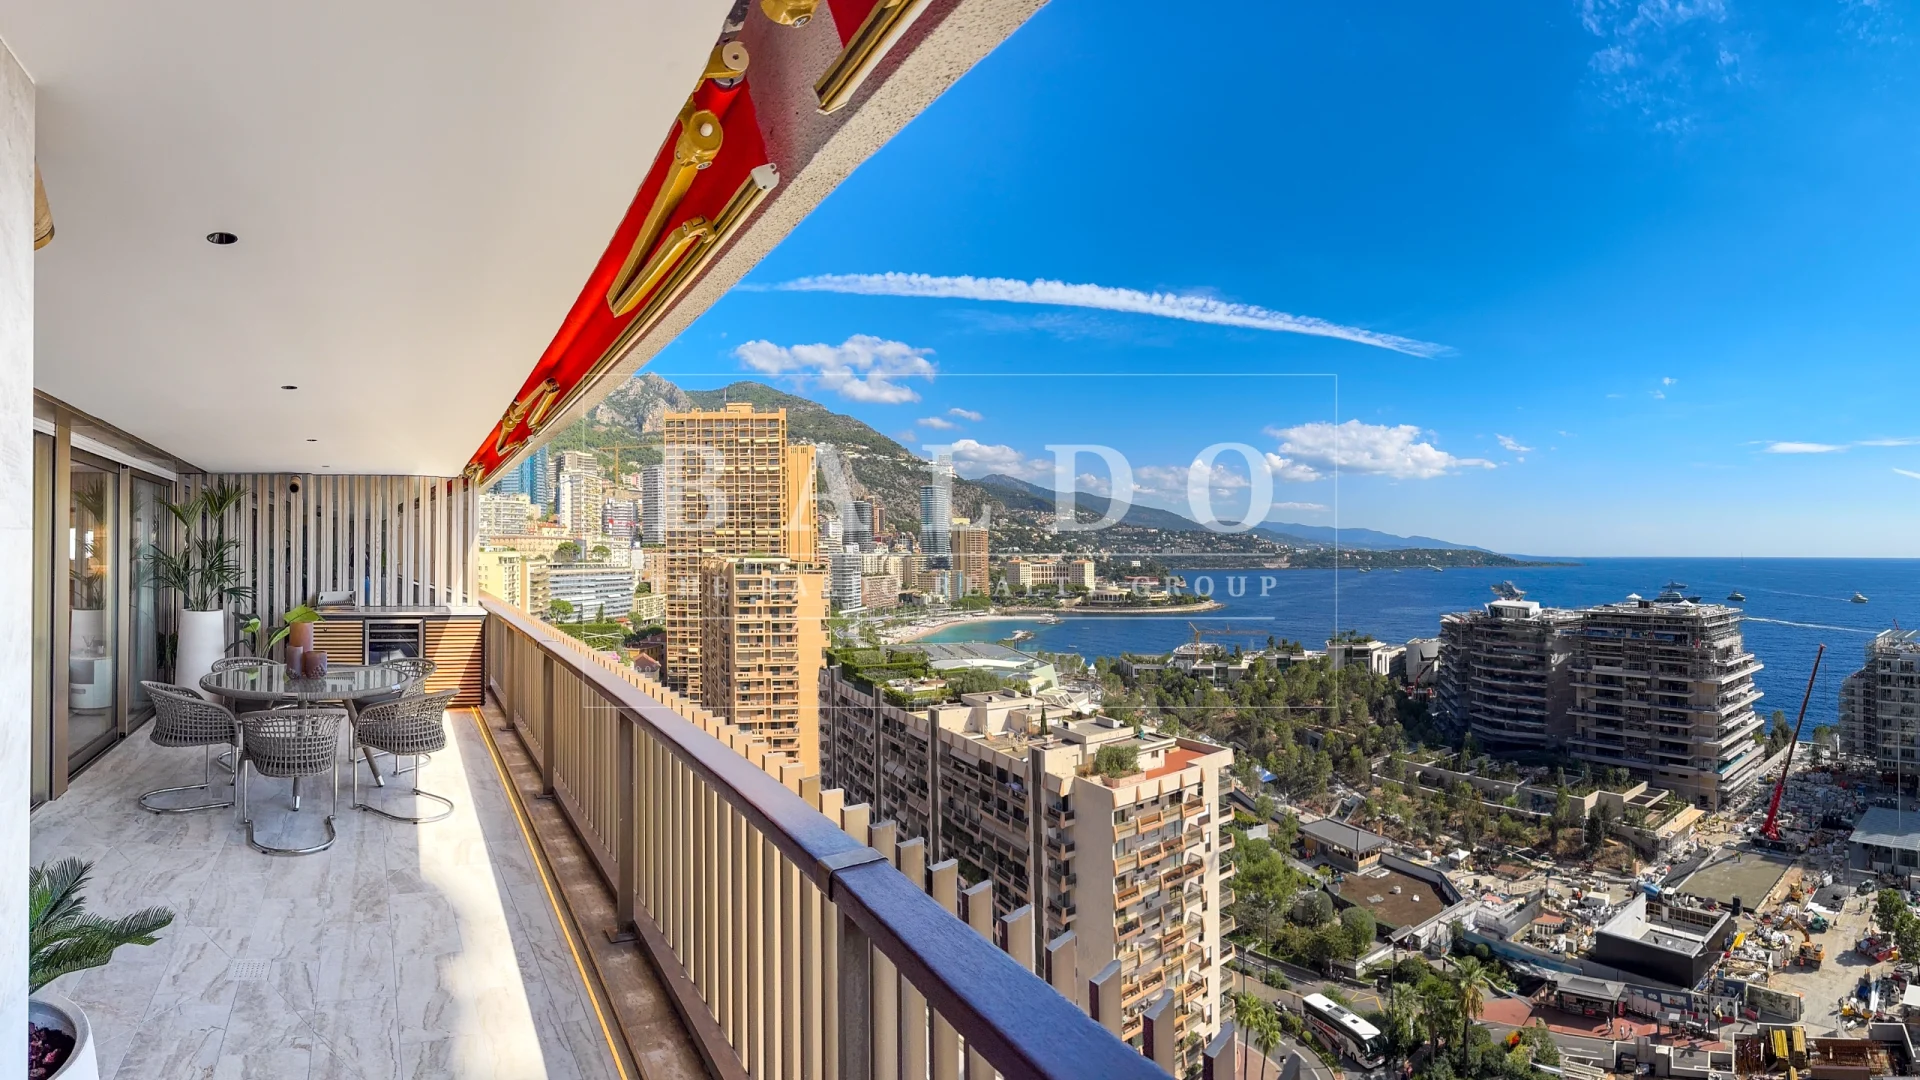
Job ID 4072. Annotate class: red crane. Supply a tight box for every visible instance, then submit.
[1760,643,1826,843]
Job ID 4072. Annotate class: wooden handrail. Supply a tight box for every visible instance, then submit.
[479,595,1167,1080]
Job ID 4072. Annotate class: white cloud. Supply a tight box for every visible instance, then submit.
[1579,0,1737,135]
[775,272,1450,358]
[1131,462,1253,501]
[1764,441,1846,454]
[1263,454,1325,482]
[916,416,957,430]
[948,407,984,422]
[1662,376,1678,386]
[733,334,934,404]
[1859,437,1920,447]
[1263,420,1495,480]
[1273,501,1329,513]
[939,439,1048,480]
[1496,435,1533,453]
[1897,468,1920,481]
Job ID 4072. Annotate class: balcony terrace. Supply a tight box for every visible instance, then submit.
[0,0,1240,1074]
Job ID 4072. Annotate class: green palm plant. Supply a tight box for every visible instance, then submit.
[29,858,174,993]
[1249,1004,1281,1080]
[1451,955,1494,1050]
[145,482,252,613]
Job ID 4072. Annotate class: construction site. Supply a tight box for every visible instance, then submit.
[1317,634,1920,1078]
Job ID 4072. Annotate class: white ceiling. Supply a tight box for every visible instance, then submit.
[5,0,732,475]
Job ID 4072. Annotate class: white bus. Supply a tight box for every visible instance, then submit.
[1301,992,1386,1070]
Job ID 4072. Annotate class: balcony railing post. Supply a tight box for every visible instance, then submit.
[539,652,557,796]
[615,716,638,933]
[839,908,874,1080]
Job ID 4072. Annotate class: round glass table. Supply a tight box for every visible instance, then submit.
[200,663,415,802]
[199,663,410,706]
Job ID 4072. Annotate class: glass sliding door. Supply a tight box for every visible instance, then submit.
[67,458,119,771]
[128,476,168,723]
[31,431,52,806]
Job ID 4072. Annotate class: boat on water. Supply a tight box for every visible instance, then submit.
[1008,629,1036,642]
[1491,581,1525,600]
[1726,590,1746,603]
[1428,564,1444,573]
[1655,581,1689,602]
[1852,592,1870,604]
[1036,614,1063,624]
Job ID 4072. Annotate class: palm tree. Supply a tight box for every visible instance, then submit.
[1452,956,1494,1049]
[1250,1005,1281,1080]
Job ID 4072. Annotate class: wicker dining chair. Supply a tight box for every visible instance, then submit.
[236,708,345,855]
[137,681,239,813]
[351,689,457,823]
[384,658,438,697]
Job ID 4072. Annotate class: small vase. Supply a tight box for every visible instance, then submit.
[308,650,328,677]
[286,646,307,677]
[288,621,314,652]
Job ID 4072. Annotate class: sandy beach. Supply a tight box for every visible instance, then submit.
[882,600,1224,644]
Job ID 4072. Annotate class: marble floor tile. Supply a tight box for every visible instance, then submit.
[32,710,624,1080]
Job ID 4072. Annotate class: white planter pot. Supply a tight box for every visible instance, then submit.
[175,608,228,699]
[29,991,98,1080]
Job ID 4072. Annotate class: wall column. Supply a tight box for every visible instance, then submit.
[0,32,34,1074]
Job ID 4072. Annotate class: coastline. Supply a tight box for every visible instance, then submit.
[884,599,1225,644]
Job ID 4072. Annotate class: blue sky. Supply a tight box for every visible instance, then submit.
[643,0,1920,557]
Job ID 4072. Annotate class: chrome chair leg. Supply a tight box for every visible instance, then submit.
[354,753,453,824]
[242,765,337,857]
[139,744,235,813]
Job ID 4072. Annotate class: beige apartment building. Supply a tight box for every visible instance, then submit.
[821,658,1233,1069]
[1004,555,1095,592]
[699,556,827,773]
[1567,589,1766,808]
[662,403,803,699]
[951,522,990,596]
[474,546,529,612]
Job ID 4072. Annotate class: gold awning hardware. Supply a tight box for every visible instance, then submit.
[492,377,559,457]
[703,40,750,86]
[521,378,565,434]
[608,218,714,317]
[604,102,724,315]
[760,0,818,27]
[543,164,779,469]
[33,165,53,250]
[815,0,927,113]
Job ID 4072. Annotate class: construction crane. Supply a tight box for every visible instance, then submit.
[1761,643,1826,843]
[595,442,654,488]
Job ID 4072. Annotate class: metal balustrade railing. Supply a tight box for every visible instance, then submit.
[479,596,1173,1080]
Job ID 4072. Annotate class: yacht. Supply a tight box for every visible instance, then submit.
[1726,590,1746,603]
[1852,592,1870,604]
[1428,564,1444,572]
[1491,581,1525,600]
[1036,614,1063,625]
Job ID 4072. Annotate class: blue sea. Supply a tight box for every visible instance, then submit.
[917,559,1920,731]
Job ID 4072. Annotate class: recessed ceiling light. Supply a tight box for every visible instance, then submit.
[206,232,238,245]
[280,385,298,390]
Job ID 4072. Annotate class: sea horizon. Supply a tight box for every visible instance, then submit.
[916,556,1920,733]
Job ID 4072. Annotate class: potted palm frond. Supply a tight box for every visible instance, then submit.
[144,482,251,696]
[28,859,174,1080]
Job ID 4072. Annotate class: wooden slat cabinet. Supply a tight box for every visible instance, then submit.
[309,608,484,706]
[424,617,484,706]
[310,620,366,665]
